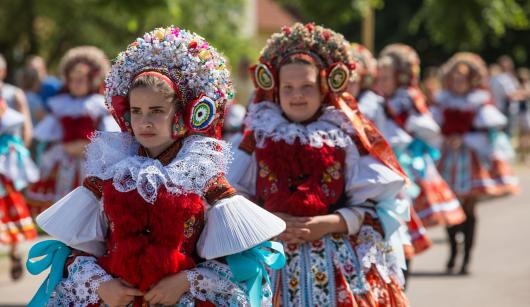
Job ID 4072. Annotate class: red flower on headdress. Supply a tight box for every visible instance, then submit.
[282,26,291,35]
[322,31,331,41]
[305,23,315,32]
[188,40,198,49]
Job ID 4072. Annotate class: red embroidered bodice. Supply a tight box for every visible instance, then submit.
[254,138,346,217]
[97,182,205,292]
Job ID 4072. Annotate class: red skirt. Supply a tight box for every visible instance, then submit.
[0,175,37,244]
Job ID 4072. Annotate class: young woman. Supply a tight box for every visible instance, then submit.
[26,46,118,215]
[228,23,410,306]
[434,52,518,274]
[377,44,465,231]
[0,99,39,280]
[27,26,285,306]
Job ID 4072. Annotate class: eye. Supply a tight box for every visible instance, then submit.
[131,109,141,115]
[152,109,164,114]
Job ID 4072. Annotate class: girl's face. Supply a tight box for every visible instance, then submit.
[68,63,92,97]
[377,65,397,97]
[279,63,323,123]
[449,69,471,96]
[129,87,176,157]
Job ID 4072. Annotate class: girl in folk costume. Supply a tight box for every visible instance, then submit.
[26,46,119,215]
[348,43,431,283]
[229,23,410,306]
[377,44,465,230]
[0,99,39,280]
[434,52,518,274]
[27,26,286,307]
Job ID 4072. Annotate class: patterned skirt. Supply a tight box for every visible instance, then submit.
[405,207,432,258]
[26,144,83,217]
[412,154,466,227]
[270,215,408,307]
[438,142,518,199]
[0,175,37,244]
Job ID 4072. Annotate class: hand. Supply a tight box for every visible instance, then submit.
[144,271,190,306]
[97,278,143,307]
[277,214,347,244]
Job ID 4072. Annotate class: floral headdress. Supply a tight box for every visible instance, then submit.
[349,43,378,89]
[59,46,110,93]
[379,43,421,87]
[251,22,355,105]
[105,26,234,139]
[441,52,488,89]
[252,23,407,180]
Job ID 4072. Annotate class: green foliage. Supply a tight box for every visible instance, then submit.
[410,0,529,51]
[0,0,253,75]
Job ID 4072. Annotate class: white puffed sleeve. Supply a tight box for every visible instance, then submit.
[381,119,412,152]
[197,194,285,259]
[405,113,441,146]
[36,186,108,256]
[33,115,63,142]
[226,143,257,198]
[335,142,405,235]
[98,115,121,132]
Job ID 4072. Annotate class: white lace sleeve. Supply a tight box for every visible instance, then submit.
[226,144,257,198]
[48,256,112,306]
[185,260,272,307]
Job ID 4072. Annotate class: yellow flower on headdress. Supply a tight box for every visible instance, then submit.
[154,29,165,40]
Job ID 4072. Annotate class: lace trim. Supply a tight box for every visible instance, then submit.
[50,256,112,306]
[355,225,405,287]
[186,260,272,306]
[245,101,354,149]
[48,94,108,118]
[84,131,232,203]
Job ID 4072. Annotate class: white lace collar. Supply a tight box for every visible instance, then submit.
[84,131,232,204]
[245,101,354,149]
[48,94,107,118]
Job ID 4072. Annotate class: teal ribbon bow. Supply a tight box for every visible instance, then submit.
[376,198,411,270]
[407,138,441,177]
[226,241,286,307]
[26,240,71,307]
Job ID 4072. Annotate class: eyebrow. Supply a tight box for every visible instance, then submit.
[130,106,166,110]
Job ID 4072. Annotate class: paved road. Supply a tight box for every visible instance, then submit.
[1,167,529,306]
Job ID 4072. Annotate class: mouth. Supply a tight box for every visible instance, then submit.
[290,102,307,107]
[138,133,156,138]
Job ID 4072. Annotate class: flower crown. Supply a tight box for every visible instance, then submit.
[441,52,488,88]
[250,23,355,103]
[379,43,421,87]
[105,26,234,139]
[349,43,377,89]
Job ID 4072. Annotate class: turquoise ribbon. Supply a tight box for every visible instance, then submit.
[407,138,441,177]
[26,240,71,307]
[226,241,286,307]
[394,148,420,198]
[376,198,411,270]
[0,134,31,190]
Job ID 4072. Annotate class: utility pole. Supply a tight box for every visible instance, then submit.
[361,5,375,52]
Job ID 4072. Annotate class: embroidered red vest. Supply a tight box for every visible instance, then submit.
[254,138,346,217]
[97,181,205,292]
[441,108,475,135]
[60,115,98,143]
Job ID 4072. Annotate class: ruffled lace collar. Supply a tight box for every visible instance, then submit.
[84,131,232,203]
[245,101,355,149]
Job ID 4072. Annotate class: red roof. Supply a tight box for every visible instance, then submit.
[257,0,298,32]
